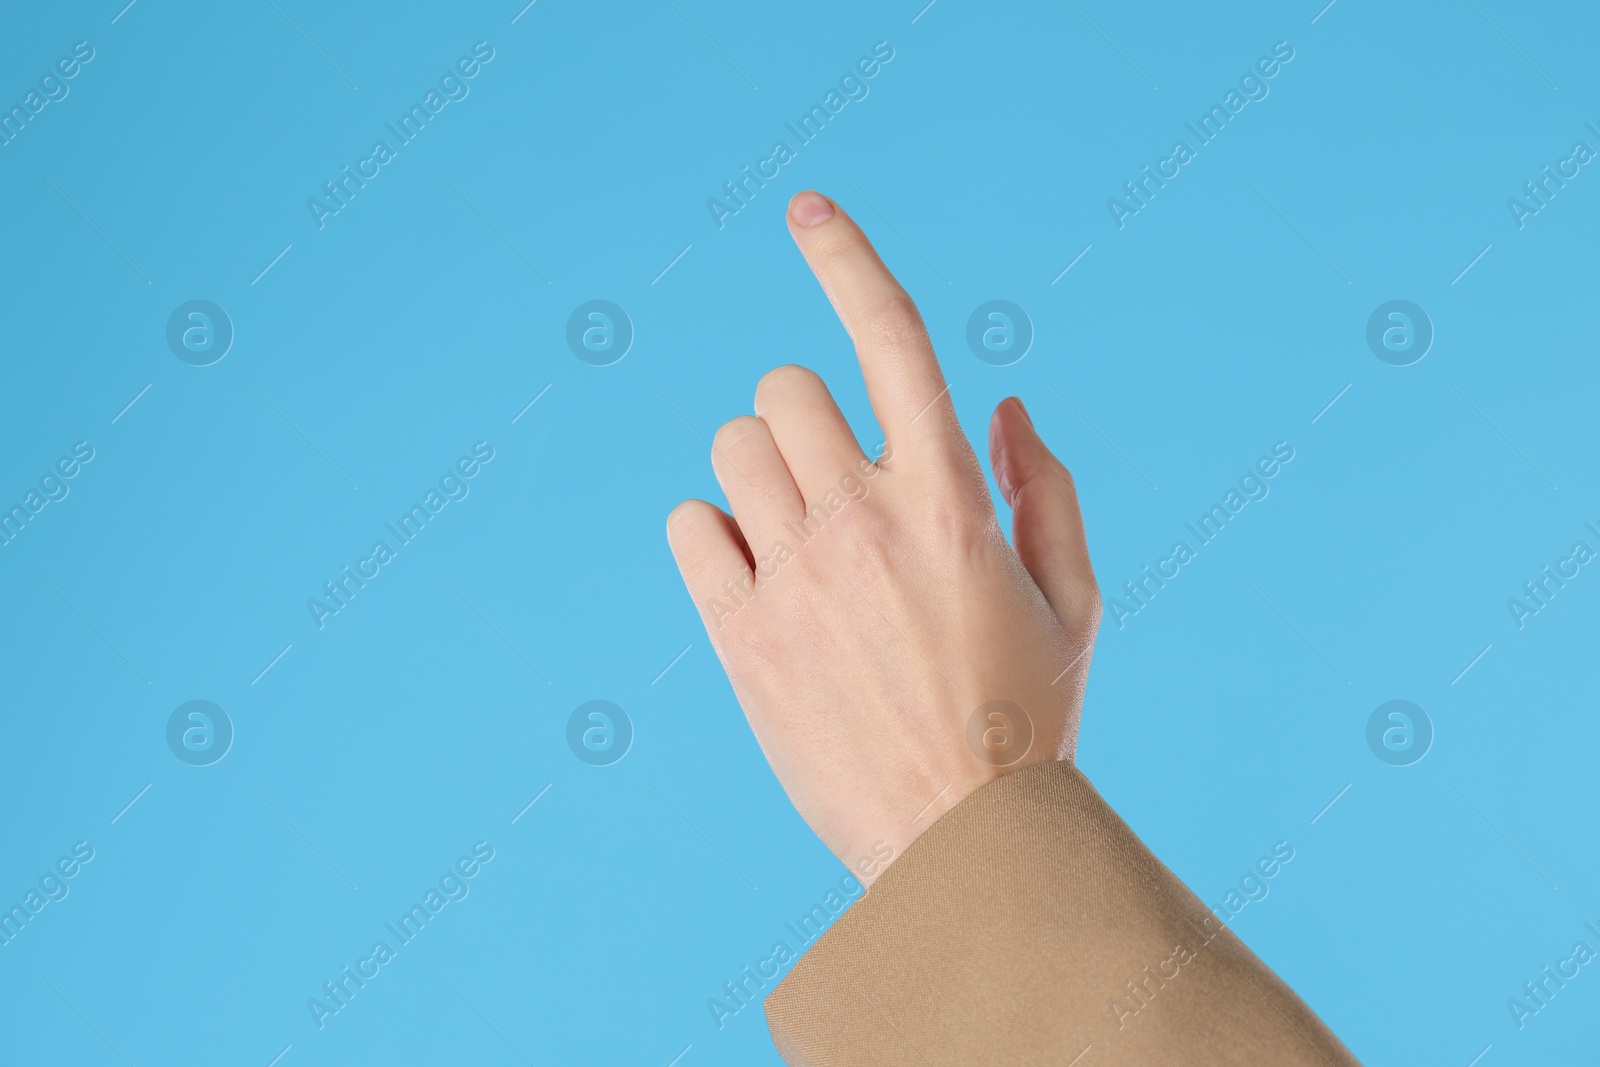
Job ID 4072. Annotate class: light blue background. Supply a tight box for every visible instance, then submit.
[2,1,1597,1064]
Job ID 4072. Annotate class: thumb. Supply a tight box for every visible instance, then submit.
[989,397,1101,631]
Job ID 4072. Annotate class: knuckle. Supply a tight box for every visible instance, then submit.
[712,415,764,455]
[1011,454,1076,504]
[811,234,859,270]
[667,499,704,534]
[859,292,929,352]
[1060,577,1103,633]
[725,611,779,663]
[836,506,896,572]
[755,364,820,408]
[924,491,992,561]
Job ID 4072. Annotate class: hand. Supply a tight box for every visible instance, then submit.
[667,191,1100,885]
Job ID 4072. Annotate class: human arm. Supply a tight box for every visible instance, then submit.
[666,190,1358,1066]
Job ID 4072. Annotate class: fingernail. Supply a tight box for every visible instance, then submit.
[1013,397,1033,427]
[790,191,835,227]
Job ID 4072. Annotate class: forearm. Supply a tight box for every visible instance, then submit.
[667,194,1352,1063]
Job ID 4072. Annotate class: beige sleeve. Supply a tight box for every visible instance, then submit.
[764,761,1360,1066]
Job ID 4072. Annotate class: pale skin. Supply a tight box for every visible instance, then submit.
[667,190,1101,886]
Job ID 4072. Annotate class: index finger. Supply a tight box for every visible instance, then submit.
[786,190,954,451]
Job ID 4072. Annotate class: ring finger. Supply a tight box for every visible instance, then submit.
[710,414,805,554]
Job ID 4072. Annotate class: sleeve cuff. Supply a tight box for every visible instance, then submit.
[764,760,1359,1066]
